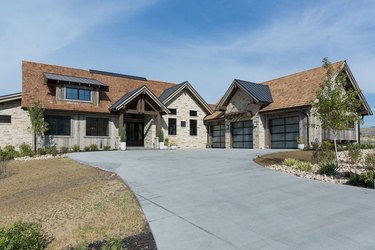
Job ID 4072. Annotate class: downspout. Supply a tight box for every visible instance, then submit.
[358,116,363,144]
[301,110,310,147]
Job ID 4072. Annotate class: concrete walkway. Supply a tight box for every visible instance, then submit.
[69,149,375,250]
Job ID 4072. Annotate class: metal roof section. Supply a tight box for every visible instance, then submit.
[159,81,213,114]
[109,85,170,113]
[89,69,147,81]
[234,79,273,103]
[0,92,22,103]
[44,73,109,88]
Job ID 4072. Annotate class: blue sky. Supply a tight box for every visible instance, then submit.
[1,0,375,126]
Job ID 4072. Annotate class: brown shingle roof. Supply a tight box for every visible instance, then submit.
[21,61,176,113]
[259,61,344,112]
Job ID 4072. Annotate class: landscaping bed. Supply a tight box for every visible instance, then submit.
[0,158,155,249]
[255,148,375,189]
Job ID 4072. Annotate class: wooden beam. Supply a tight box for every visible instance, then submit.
[141,95,145,112]
[125,109,159,115]
[156,113,161,137]
[119,112,124,129]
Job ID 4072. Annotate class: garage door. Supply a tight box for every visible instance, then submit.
[211,122,225,148]
[270,116,300,149]
[231,120,253,148]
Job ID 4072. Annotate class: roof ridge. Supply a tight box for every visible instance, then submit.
[261,60,345,84]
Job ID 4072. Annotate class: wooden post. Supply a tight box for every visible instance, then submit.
[156,112,161,138]
[119,112,124,129]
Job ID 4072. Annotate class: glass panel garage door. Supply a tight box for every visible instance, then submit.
[271,116,299,149]
[211,122,225,148]
[231,120,253,148]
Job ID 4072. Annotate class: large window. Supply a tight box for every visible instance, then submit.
[45,115,71,136]
[86,117,109,136]
[0,115,11,124]
[66,87,91,101]
[190,119,197,136]
[168,118,177,135]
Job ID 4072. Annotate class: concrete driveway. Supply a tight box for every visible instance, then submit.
[69,149,375,250]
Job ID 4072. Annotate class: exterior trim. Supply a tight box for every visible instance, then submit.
[0,92,22,103]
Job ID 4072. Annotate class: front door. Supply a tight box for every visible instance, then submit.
[126,122,144,146]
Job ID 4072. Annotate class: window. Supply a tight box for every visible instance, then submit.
[190,110,197,116]
[44,115,71,136]
[181,121,186,127]
[190,119,197,136]
[0,115,11,124]
[168,118,177,135]
[86,117,109,136]
[169,109,177,115]
[66,87,91,101]
[348,121,355,129]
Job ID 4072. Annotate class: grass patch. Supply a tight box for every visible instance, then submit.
[0,158,150,249]
[255,151,313,166]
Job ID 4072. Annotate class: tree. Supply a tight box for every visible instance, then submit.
[312,58,362,167]
[28,101,48,152]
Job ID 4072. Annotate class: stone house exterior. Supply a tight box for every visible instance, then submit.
[0,61,213,150]
[0,60,372,150]
[205,61,372,149]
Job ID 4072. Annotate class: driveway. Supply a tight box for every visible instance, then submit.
[69,149,375,249]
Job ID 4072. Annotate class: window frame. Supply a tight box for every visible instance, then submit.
[189,110,197,117]
[168,118,177,135]
[65,87,92,102]
[190,119,197,136]
[181,121,186,127]
[169,108,177,115]
[86,117,110,137]
[44,115,71,136]
[0,115,11,124]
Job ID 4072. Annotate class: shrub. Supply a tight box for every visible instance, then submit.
[282,158,300,167]
[103,145,111,151]
[159,129,164,143]
[296,136,304,144]
[365,153,375,171]
[37,148,47,156]
[296,161,313,172]
[311,139,320,150]
[100,238,124,250]
[0,221,48,250]
[319,161,337,176]
[360,143,375,149]
[312,150,335,164]
[46,146,58,156]
[2,145,20,160]
[89,144,99,151]
[19,143,34,157]
[320,140,333,151]
[347,143,361,164]
[59,147,69,154]
[361,170,374,188]
[72,144,80,152]
[84,146,90,152]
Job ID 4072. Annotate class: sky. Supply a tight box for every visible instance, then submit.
[1,0,375,126]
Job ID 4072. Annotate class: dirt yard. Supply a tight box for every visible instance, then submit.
[254,150,313,166]
[0,158,152,249]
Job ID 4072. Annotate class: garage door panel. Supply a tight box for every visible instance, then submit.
[231,120,253,149]
[270,116,299,149]
[286,124,299,132]
[271,125,285,133]
[211,122,225,148]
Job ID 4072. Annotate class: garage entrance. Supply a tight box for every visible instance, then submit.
[231,120,253,148]
[211,122,225,148]
[270,116,299,149]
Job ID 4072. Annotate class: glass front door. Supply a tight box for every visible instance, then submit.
[126,122,144,146]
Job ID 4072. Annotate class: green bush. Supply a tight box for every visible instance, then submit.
[365,153,375,171]
[89,144,99,151]
[282,158,300,167]
[103,145,111,151]
[84,146,90,152]
[296,161,313,172]
[312,150,335,164]
[319,161,337,176]
[72,144,80,152]
[19,143,34,157]
[59,147,69,154]
[37,148,47,156]
[311,139,320,150]
[159,129,164,143]
[347,143,361,164]
[320,140,333,151]
[360,143,375,149]
[348,171,374,188]
[101,238,124,250]
[1,145,20,160]
[45,146,58,156]
[0,221,48,250]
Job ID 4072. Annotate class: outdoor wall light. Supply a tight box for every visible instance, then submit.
[253,121,258,127]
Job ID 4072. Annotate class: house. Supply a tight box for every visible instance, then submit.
[205,61,372,149]
[0,60,372,151]
[0,61,213,150]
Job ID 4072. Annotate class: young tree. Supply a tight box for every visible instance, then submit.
[28,101,48,152]
[312,58,362,167]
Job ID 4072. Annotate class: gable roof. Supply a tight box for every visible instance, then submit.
[22,61,176,113]
[44,73,108,88]
[159,81,213,114]
[0,92,22,104]
[110,85,170,113]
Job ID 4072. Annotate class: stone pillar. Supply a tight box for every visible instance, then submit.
[225,119,231,148]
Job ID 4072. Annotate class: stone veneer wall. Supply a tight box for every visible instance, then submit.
[0,99,33,149]
[163,89,208,148]
[144,114,156,149]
